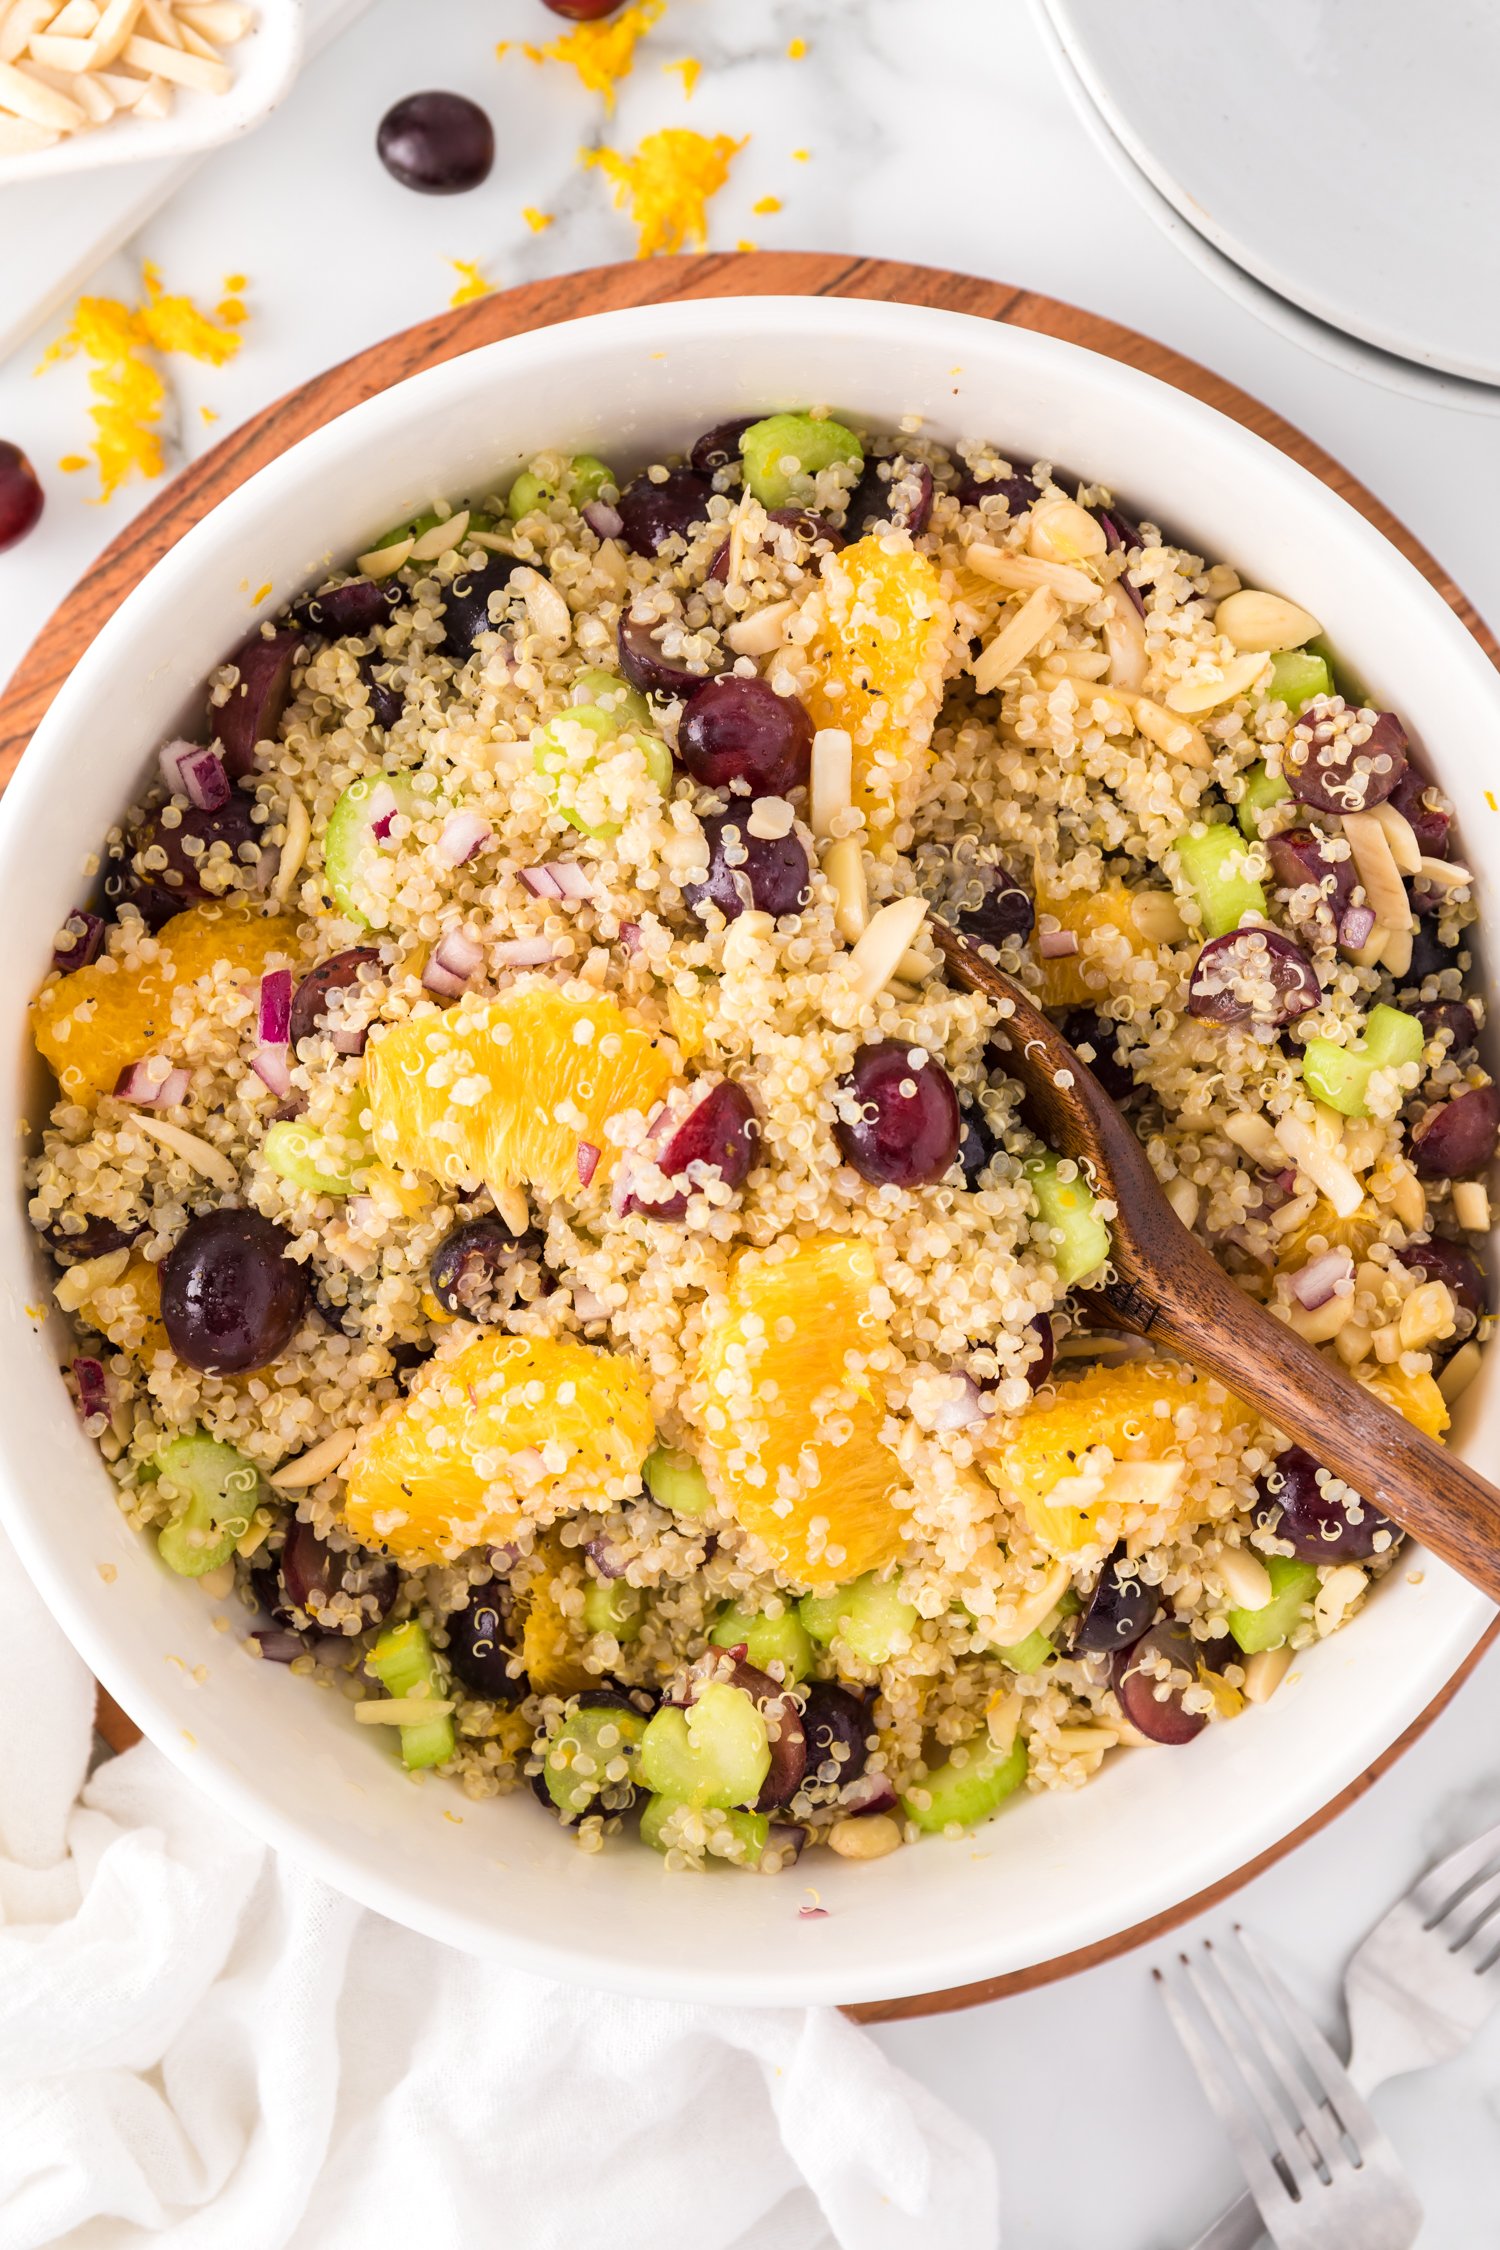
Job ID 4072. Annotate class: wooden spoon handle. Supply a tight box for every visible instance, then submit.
[1141,1265,1500,1603]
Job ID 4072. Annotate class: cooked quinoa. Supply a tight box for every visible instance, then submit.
[28,406,1496,1875]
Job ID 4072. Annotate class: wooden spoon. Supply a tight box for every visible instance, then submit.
[933,921,1500,1605]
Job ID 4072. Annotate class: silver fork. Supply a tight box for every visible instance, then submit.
[1188,1816,1500,2250]
[1160,1929,1422,2248]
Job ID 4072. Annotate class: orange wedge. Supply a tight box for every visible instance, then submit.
[1359,1363,1449,1442]
[1034,883,1154,1010]
[697,1236,907,1587]
[803,536,952,848]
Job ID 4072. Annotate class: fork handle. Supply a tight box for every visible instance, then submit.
[1121,1257,1500,1606]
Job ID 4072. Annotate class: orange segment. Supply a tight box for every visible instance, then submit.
[697,1236,907,1588]
[363,985,674,1199]
[1359,1363,1449,1442]
[1272,1196,1384,1274]
[32,905,300,1103]
[518,1536,594,1696]
[73,1255,168,1360]
[344,1333,655,1566]
[1034,883,1153,1010]
[803,536,952,847]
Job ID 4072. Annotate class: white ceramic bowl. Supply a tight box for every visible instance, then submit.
[0,296,1494,2008]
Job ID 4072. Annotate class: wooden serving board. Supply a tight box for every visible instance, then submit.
[11,250,1497,2020]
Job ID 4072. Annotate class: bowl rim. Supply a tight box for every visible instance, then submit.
[3,286,1497,2006]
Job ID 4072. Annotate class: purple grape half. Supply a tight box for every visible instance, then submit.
[1187,927,1321,1026]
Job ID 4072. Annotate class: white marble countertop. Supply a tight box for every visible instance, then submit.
[4,2,1500,2242]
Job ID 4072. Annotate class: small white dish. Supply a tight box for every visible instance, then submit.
[0,0,303,187]
[1034,0,1500,421]
[1042,0,1500,390]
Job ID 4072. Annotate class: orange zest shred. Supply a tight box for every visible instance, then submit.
[751,194,782,215]
[736,239,757,254]
[664,55,700,97]
[448,258,493,308]
[501,0,663,110]
[584,127,747,259]
[787,36,807,58]
[522,205,555,233]
[37,263,245,502]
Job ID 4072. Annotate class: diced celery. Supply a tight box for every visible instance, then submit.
[639,1681,770,1809]
[902,1736,1028,1833]
[709,1601,814,1682]
[1267,650,1333,717]
[568,454,617,507]
[532,705,621,837]
[796,1572,918,1664]
[638,736,674,796]
[1174,824,1269,937]
[369,1617,455,1771]
[1302,1003,1425,1118]
[739,412,863,508]
[542,1697,647,1819]
[583,1577,643,1643]
[508,455,617,519]
[1227,1554,1318,1656]
[263,1112,371,1197]
[996,1628,1054,1674]
[1025,1153,1112,1286]
[643,1444,714,1516]
[155,1434,263,1577]
[1365,1003,1426,1068]
[570,667,652,732]
[1236,762,1292,839]
[323,771,417,926]
[639,1796,771,1865]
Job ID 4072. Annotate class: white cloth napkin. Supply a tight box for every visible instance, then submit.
[0,1534,997,2250]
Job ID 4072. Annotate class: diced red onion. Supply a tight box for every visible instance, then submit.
[582,500,625,541]
[367,782,399,842]
[258,967,292,1045]
[577,1142,601,1187]
[910,1368,986,1432]
[251,1044,293,1097]
[619,921,642,954]
[493,937,563,968]
[572,1287,609,1322]
[114,1059,190,1107]
[53,909,105,972]
[585,1536,626,1579]
[435,930,485,979]
[518,861,593,902]
[1339,904,1376,950]
[769,1823,807,1865]
[72,1356,108,1424]
[797,1902,829,1919]
[422,956,470,999]
[329,1026,365,1056]
[438,810,491,866]
[180,748,230,812]
[157,738,200,792]
[1038,929,1080,959]
[1288,1249,1354,1310]
[254,1628,305,1664]
[842,1772,899,1816]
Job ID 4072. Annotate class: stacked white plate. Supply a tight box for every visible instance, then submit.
[1035,0,1500,417]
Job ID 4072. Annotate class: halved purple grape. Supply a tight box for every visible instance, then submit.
[376,91,494,194]
[957,1099,999,1187]
[616,467,714,557]
[291,578,402,639]
[279,1519,333,1613]
[1286,701,1409,815]
[677,675,812,797]
[1060,1010,1135,1104]
[955,468,1039,513]
[446,1593,527,1701]
[748,1677,808,1810]
[543,0,625,16]
[1024,1312,1055,1392]
[1187,927,1321,1027]
[617,609,725,700]
[160,1209,310,1375]
[440,554,523,656]
[835,1040,961,1189]
[800,1683,871,1786]
[690,417,758,476]
[953,860,1034,948]
[1075,1543,1156,1655]
[289,947,381,1052]
[765,505,846,550]
[1389,766,1451,857]
[1394,1236,1486,1319]
[211,628,303,780]
[1112,1621,1207,1745]
[845,457,934,538]
[109,790,267,929]
[0,438,44,551]
[429,1215,537,1319]
[1411,1084,1500,1179]
[1266,825,1356,930]
[1408,921,1465,983]
[1254,1445,1393,1562]
[623,1080,761,1220]
[1094,502,1147,554]
[360,659,404,729]
[43,1214,142,1266]
[1418,1000,1478,1053]
[684,812,811,923]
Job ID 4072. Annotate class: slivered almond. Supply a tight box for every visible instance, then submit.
[1026,495,1107,566]
[842,894,928,1005]
[129,1113,238,1191]
[272,792,311,903]
[822,835,868,944]
[1438,1340,1483,1405]
[270,1429,358,1489]
[1129,693,1212,768]
[407,509,468,564]
[1368,798,1423,874]
[808,728,852,840]
[1452,1179,1491,1233]
[1214,588,1321,652]
[1242,1646,1294,1704]
[1102,581,1147,690]
[1341,808,1412,934]
[964,542,1098,605]
[971,585,1061,695]
[121,31,229,90]
[725,598,795,656]
[1416,854,1473,890]
[1164,650,1268,715]
[0,53,84,123]
[1275,1111,1364,1219]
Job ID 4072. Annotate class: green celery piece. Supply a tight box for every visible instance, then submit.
[323,771,417,926]
[996,1628,1054,1674]
[1025,1154,1111,1286]
[582,1577,643,1643]
[902,1737,1028,1833]
[369,1618,455,1771]
[155,1434,263,1577]
[740,412,863,507]
[1365,1003,1425,1068]
[1227,1554,1319,1655]
[1302,1003,1424,1119]
[567,454,616,507]
[543,1699,647,1819]
[643,1444,713,1516]
[532,705,620,837]
[796,1572,917,1664]
[639,1796,771,1864]
[639,1681,770,1809]
[1267,650,1333,718]
[1174,823,1269,937]
[509,455,617,519]
[709,1601,814,1682]
[263,1111,371,1197]
[1237,762,1293,839]
[570,667,653,732]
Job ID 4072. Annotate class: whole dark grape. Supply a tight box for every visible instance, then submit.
[160,1209,309,1374]
[616,467,714,557]
[377,92,494,193]
[683,812,811,922]
[801,1683,871,1786]
[429,1216,536,1320]
[1074,1543,1156,1655]
[1023,1313,1055,1392]
[290,578,402,639]
[955,468,1039,513]
[1389,766,1450,857]
[0,439,44,551]
[1411,1085,1500,1179]
[290,948,381,1052]
[677,676,812,797]
[1267,826,1356,929]
[1254,1445,1394,1562]
[617,610,725,700]
[835,1040,961,1189]
[361,660,404,730]
[108,790,266,929]
[690,416,757,476]
[1417,1000,1478,1053]
[445,1595,527,1701]
[1407,920,1463,983]
[275,1520,396,1625]
[440,555,523,656]
[845,457,934,538]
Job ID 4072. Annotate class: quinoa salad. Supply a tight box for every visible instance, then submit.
[29,407,1496,1876]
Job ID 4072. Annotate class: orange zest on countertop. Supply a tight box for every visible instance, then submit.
[584,127,747,259]
[500,0,664,110]
[663,55,700,97]
[37,262,245,501]
[752,194,782,215]
[448,259,492,308]
[787,37,807,58]
[522,205,554,233]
